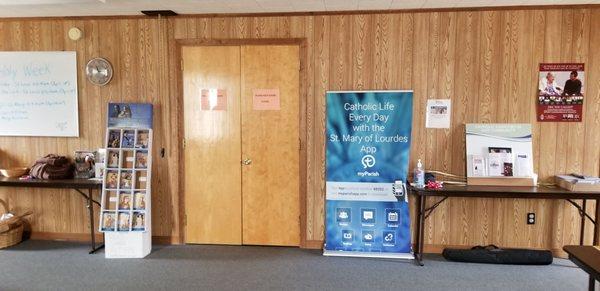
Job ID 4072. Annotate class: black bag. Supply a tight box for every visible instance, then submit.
[442,245,553,265]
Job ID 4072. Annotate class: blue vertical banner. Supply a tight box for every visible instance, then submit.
[323,91,414,259]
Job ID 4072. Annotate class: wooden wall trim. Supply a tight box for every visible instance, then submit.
[290,241,571,259]
[24,233,570,258]
[0,14,150,22]
[28,232,104,243]
[153,236,180,245]
[172,4,600,18]
[303,240,324,249]
[174,32,185,245]
[2,4,599,22]
[298,38,310,248]
[28,232,178,245]
[176,38,306,46]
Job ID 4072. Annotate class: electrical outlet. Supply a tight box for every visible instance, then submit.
[527,213,535,225]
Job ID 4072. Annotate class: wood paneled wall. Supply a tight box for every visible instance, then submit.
[0,6,599,253]
[0,18,176,241]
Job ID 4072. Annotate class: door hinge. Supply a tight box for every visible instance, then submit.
[183,138,186,149]
[183,213,187,226]
[180,59,184,70]
[299,138,302,151]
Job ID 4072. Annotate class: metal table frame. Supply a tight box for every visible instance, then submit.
[564,245,600,291]
[410,184,600,266]
[0,177,104,254]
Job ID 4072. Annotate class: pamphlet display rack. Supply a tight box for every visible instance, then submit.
[99,127,152,258]
[100,128,152,257]
[465,123,537,187]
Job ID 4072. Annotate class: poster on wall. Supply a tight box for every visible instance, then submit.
[537,63,584,122]
[324,90,414,259]
[425,99,451,128]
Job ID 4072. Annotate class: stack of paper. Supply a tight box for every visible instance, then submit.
[555,175,600,191]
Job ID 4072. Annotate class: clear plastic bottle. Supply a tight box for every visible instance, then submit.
[414,159,425,188]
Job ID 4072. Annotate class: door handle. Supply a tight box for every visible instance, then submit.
[242,159,252,165]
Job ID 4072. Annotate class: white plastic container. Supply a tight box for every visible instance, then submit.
[414,159,425,188]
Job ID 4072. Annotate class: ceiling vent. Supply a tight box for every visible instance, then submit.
[141,10,178,17]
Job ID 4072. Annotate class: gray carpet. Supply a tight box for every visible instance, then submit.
[0,240,589,291]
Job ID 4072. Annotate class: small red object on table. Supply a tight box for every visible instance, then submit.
[426,180,443,189]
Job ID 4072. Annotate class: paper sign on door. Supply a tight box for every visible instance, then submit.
[253,89,280,110]
[201,89,227,111]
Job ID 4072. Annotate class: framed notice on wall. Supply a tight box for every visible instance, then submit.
[537,63,584,122]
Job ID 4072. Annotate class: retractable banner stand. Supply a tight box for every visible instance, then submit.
[323,90,414,259]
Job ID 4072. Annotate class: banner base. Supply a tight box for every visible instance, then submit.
[323,250,414,260]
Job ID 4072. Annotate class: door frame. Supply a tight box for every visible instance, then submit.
[175,38,310,247]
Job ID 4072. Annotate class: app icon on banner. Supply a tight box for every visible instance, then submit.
[385,209,401,224]
[342,230,354,243]
[336,208,351,223]
[362,230,375,243]
[361,209,376,224]
[382,231,396,245]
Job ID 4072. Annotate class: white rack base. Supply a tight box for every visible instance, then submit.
[105,232,152,258]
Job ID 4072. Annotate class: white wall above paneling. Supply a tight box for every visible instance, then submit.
[0,0,103,5]
[0,0,596,18]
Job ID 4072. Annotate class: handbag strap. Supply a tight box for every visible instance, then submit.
[471,244,500,250]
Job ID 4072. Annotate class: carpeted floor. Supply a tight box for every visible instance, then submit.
[0,240,589,291]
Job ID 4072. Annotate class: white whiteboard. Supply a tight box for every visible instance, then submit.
[0,51,79,137]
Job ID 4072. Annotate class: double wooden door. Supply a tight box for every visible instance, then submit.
[182,45,300,246]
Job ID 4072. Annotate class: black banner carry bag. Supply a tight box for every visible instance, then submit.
[442,245,553,265]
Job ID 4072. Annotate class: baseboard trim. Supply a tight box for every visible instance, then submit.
[153,235,180,245]
[23,234,568,258]
[28,231,103,242]
[27,232,177,245]
[421,244,468,254]
[302,240,323,249]
[550,248,568,258]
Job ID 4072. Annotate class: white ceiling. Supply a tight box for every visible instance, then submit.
[0,0,597,18]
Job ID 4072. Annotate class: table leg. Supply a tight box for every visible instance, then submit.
[415,194,426,266]
[581,200,587,246]
[85,189,104,254]
[594,199,600,246]
[414,192,421,265]
[589,275,595,291]
[88,189,96,252]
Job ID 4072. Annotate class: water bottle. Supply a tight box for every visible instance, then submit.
[414,159,425,188]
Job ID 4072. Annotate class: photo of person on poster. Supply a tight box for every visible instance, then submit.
[563,70,582,96]
[538,72,562,96]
